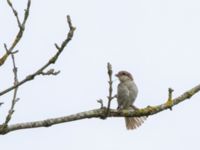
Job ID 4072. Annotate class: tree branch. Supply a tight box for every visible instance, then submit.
[106,62,114,116]
[7,0,31,52]
[0,83,199,134]
[0,0,31,67]
[1,0,199,136]
[0,15,75,97]
[3,52,19,127]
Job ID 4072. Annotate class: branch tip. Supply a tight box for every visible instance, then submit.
[7,0,12,6]
[67,15,72,28]
[41,69,60,76]
[54,43,60,51]
[97,99,104,108]
[107,62,112,76]
[168,88,174,93]
[3,43,8,52]
[166,87,174,111]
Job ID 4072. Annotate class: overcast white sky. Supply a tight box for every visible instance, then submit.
[1,0,200,149]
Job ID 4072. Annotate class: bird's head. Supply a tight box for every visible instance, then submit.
[115,71,133,82]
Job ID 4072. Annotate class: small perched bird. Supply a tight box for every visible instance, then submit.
[115,71,146,130]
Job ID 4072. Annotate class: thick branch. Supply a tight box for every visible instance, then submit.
[0,84,199,134]
[0,52,9,66]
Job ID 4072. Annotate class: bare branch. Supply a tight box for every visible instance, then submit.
[1,0,199,136]
[3,53,19,127]
[0,83,199,134]
[40,69,60,76]
[7,0,31,54]
[97,99,104,108]
[0,15,75,97]
[7,0,22,28]
[0,53,9,66]
[54,43,60,51]
[0,0,31,66]
[106,62,114,116]
[166,88,174,110]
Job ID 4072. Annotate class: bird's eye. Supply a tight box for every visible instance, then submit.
[122,72,126,75]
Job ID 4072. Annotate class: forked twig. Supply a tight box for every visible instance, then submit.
[0,15,76,97]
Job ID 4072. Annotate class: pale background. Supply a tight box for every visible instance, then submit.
[0,0,200,149]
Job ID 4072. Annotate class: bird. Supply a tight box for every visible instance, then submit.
[115,71,147,130]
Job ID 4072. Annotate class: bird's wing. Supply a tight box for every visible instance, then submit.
[127,81,138,104]
[117,83,129,108]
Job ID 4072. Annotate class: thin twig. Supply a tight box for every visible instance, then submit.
[40,69,60,76]
[0,15,75,97]
[3,53,19,127]
[0,0,31,66]
[7,0,31,53]
[106,62,113,116]
[167,88,174,110]
[97,99,104,108]
[7,0,22,28]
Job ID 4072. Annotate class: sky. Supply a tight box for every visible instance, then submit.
[0,0,200,149]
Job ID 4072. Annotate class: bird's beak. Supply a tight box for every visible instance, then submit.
[115,74,119,77]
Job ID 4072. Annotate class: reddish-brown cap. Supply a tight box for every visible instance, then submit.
[115,71,133,80]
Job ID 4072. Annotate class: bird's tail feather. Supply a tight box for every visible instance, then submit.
[125,116,147,130]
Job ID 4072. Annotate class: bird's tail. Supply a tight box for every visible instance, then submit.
[124,105,147,130]
[125,116,147,130]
